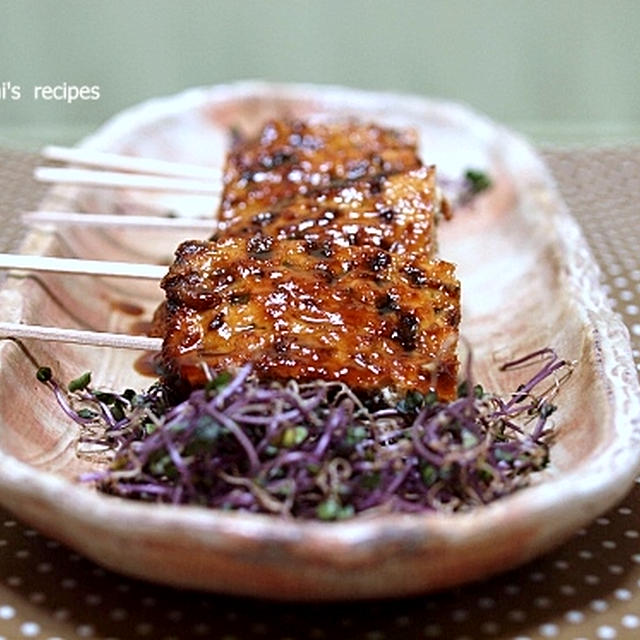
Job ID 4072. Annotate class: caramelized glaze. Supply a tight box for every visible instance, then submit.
[219,120,422,223]
[217,166,439,256]
[162,237,459,399]
[159,120,460,400]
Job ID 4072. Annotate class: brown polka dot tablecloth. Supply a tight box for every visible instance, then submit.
[1,146,640,640]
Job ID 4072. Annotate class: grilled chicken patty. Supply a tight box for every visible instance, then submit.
[219,119,423,223]
[161,237,460,400]
[217,166,440,256]
[158,120,460,401]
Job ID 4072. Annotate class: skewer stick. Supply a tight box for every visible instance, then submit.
[23,211,216,232]
[0,322,162,351]
[0,254,167,280]
[35,167,221,194]
[42,145,220,181]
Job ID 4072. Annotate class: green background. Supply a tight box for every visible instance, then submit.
[1,0,639,148]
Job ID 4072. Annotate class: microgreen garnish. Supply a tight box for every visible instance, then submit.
[440,168,493,209]
[68,371,91,392]
[38,348,572,519]
[464,169,492,195]
[36,366,52,383]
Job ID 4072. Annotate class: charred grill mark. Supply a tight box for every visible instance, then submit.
[391,311,420,351]
[252,211,278,226]
[247,234,274,257]
[368,250,391,272]
[260,151,297,169]
[160,121,459,400]
[229,292,251,305]
[402,264,428,287]
[208,312,225,330]
[376,291,401,314]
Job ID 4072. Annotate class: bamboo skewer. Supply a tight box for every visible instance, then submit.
[3,148,224,354]
[42,145,220,181]
[35,167,221,194]
[23,210,216,232]
[0,322,162,351]
[0,254,167,280]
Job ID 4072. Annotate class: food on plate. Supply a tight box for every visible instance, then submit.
[158,119,459,401]
[39,115,567,520]
[217,166,444,256]
[160,236,460,399]
[218,119,424,224]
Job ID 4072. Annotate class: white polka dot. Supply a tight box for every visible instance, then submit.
[578,550,593,559]
[109,608,127,621]
[76,625,94,638]
[507,610,526,622]
[85,594,101,606]
[423,624,441,637]
[3,520,16,527]
[554,560,569,569]
[625,529,639,538]
[618,506,632,515]
[52,609,69,621]
[609,564,624,574]
[28,593,45,604]
[621,290,634,301]
[0,605,15,620]
[596,517,610,525]
[564,610,584,624]
[513,637,532,640]
[614,588,632,601]
[135,623,153,636]
[7,576,22,586]
[560,584,576,596]
[477,597,495,609]
[15,549,29,559]
[61,578,76,589]
[539,623,559,637]
[36,563,52,573]
[451,609,468,622]
[504,584,520,595]
[590,599,609,612]
[633,553,640,563]
[596,626,617,639]
[585,574,601,585]
[20,622,41,637]
[631,324,640,336]
[622,614,640,629]
[480,621,498,634]
[251,623,268,634]
[365,632,384,640]
[602,540,616,549]
[529,571,545,582]
[627,304,639,314]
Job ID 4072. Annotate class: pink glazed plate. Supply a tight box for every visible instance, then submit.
[0,82,638,600]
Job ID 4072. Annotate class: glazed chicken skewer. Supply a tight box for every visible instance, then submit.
[4,120,462,401]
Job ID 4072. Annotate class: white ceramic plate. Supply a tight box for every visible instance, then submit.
[0,82,639,600]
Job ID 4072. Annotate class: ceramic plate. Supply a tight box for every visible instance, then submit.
[0,82,639,600]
